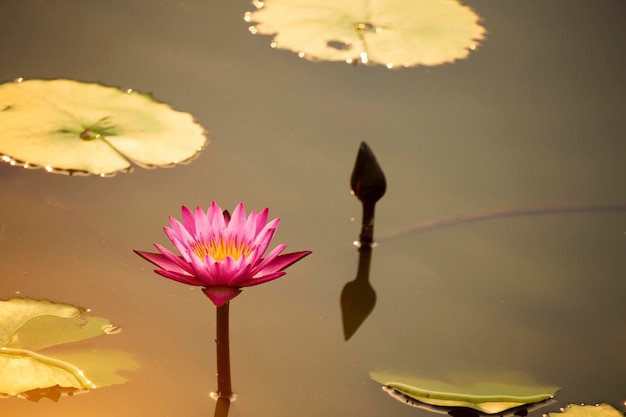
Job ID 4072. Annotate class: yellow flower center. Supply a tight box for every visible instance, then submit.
[192,237,252,262]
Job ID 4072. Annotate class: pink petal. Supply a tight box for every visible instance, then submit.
[242,209,258,244]
[208,201,226,231]
[187,253,220,286]
[241,208,261,242]
[228,203,247,236]
[243,270,286,287]
[191,256,241,288]
[254,208,270,234]
[254,217,279,244]
[156,269,204,286]
[134,249,185,274]
[135,249,204,285]
[180,206,196,235]
[210,257,235,286]
[165,218,196,255]
[226,259,254,286]
[251,244,287,272]
[194,206,211,243]
[245,245,264,266]
[153,243,199,275]
[202,287,242,306]
[249,219,280,258]
[245,222,277,264]
[254,250,312,277]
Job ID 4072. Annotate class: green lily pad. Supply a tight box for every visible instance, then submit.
[548,403,624,417]
[245,0,485,68]
[0,78,208,176]
[370,371,559,414]
[0,298,138,401]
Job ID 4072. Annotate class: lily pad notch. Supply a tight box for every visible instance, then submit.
[0,78,209,176]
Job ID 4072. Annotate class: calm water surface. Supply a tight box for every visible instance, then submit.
[1,1,625,416]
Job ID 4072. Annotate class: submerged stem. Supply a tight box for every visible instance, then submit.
[213,396,231,417]
[377,203,626,242]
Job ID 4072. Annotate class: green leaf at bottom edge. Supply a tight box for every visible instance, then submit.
[548,403,624,417]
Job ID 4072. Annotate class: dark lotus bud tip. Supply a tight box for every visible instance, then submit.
[350,142,387,203]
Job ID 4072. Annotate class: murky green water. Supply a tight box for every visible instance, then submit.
[1,1,625,416]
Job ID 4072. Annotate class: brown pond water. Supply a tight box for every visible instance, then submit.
[1,1,625,416]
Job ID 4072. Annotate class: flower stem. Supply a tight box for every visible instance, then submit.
[359,201,376,246]
[215,302,232,398]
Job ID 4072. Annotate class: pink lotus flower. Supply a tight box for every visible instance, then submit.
[135,202,311,306]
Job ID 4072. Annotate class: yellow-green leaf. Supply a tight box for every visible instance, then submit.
[0,298,138,400]
[370,371,559,414]
[548,403,624,417]
[0,298,81,346]
[0,78,208,176]
[246,0,485,68]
